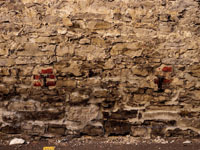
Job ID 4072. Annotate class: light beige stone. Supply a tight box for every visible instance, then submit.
[131,66,148,77]
[7,100,40,111]
[2,77,17,85]
[60,61,82,76]
[35,37,51,43]
[123,50,143,58]
[62,18,73,27]
[91,37,106,47]
[56,80,76,88]
[75,45,106,60]
[66,104,102,125]
[0,43,8,56]
[56,44,75,56]
[110,43,126,55]
[79,38,90,44]
[0,59,15,67]
[87,20,111,30]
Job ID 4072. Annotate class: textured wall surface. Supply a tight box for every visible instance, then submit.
[0,0,200,140]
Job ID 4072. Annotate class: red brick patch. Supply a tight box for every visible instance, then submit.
[46,81,56,86]
[163,79,172,84]
[34,81,42,86]
[41,68,53,74]
[33,75,41,80]
[154,79,159,84]
[162,66,172,72]
[48,74,55,79]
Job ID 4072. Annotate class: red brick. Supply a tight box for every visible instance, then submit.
[154,79,159,84]
[48,74,55,79]
[46,81,56,86]
[162,66,172,72]
[41,68,53,74]
[33,75,41,80]
[34,81,42,86]
[163,79,172,84]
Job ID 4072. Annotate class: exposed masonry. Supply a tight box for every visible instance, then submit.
[0,0,200,140]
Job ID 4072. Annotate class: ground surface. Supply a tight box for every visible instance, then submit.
[0,136,200,150]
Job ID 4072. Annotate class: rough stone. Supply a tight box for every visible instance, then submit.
[0,0,200,139]
[7,100,39,111]
[56,44,75,56]
[131,66,148,77]
[2,77,17,85]
[47,125,66,135]
[62,18,73,27]
[0,59,14,67]
[66,104,102,129]
[131,126,148,137]
[104,120,131,136]
[189,65,200,77]
[56,80,76,88]
[75,45,106,60]
[0,84,9,94]
[88,20,111,30]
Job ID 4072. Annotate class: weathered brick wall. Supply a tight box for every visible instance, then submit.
[0,0,200,140]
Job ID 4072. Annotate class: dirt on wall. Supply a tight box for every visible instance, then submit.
[0,0,200,140]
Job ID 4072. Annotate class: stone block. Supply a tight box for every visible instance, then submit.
[143,111,179,120]
[0,84,9,94]
[91,88,109,98]
[91,37,106,47]
[110,43,126,55]
[189,65,200,77]
[0,43,8,56]
[2,112,21,124]
[19,66,33,76]
[131,126,148,137]
[0,68,10,76]
[104,120,131,136]
[66,104,102,126]
[18,111,64,121]
[81,125,104,136]
[7,100,39,111]
[104,110,138,120]
[75,45,106,60]
[0,59,14,67]
[131,66,148,77]
[166,128,199,138]
[47,125,66,135]
[35,37,51,43]
[55,61,82,76]
[88,20,111,30]
[56,44,75,56]
[56,80,76,88]
[2,77,17,85]
[123,49,143,58]
[191,90,200,100]
[0,125,21,134]
[62,18,73,26]
[79,38,90,44]
[66,89,90,103]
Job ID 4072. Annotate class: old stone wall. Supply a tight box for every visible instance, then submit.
[0,0,200,140]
